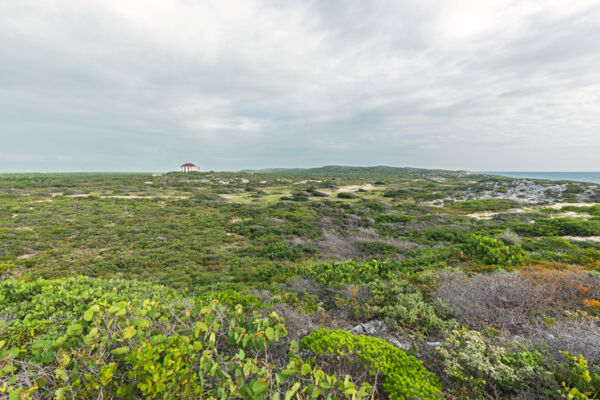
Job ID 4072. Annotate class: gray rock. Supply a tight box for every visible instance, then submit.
[386,337,410,350]
[350,320,387,335]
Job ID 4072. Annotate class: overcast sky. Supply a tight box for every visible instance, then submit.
[1,0,599,172]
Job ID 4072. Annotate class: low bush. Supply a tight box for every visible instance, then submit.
[196,289,262,310]
[337,192,357,199]
[301,329,443,399]
[462,234,525,266]
[352,240,400,256]
[433,328,555,398]
[363,280,456,335]
[435,267,600,333]
[455,198,521,212]
[297,260,397,288]
[261,241,301,261]
[0,276,372,399]
[513,218,600,237]
[375,213,414,224]
[556,351,600,399]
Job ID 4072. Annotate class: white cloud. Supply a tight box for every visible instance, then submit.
[0,0,599,171]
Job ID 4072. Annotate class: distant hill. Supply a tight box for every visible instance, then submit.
[241,165,471,177]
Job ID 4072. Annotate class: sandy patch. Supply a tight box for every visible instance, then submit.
[467,207,533,220]
[562,236,600,242]
[67,195,189,200]
[48,192,188,200]
[101,195,151,199]
[554,211,590,219]
[466,212,498,220]
[336,184,374,193]
[18,253,36,259]
[548,202,599,210]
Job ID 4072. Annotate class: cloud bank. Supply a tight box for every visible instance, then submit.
[1,0,599,171]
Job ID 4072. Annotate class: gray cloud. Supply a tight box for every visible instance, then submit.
[1,0,599,172]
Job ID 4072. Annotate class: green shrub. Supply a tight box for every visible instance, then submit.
[0,276,371,399]
[375,213,414,224]
[557,351,600,399]
[192,192,224,201]
[463,234,525,266]
[298,260,397,288]
[353,241,399,255]
[564,184,585,194]
[301,329,443,399]
[396,247,453,270]
[261,241,301,261]
[513,218,600,237]
[337,192,357,199]
[260,241,315,261]
[382,188,412,198]
[435,328,554,398]
[364,280,456,335]
[196,289,262,310]
[0,264,15,274]
[456,199,521,212]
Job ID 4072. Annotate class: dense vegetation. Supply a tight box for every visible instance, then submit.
[1,167,600,399]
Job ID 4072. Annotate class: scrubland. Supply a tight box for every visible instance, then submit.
[1,166,599,399]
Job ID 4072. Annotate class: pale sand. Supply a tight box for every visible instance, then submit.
[336,184,374,193]
[467,207,533,220]
[548,202,599,209]
[562,236,600,242]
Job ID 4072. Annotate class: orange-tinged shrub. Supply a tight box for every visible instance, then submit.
[519,265,600,310]
[435,265,600,333]
[583,299,600,312]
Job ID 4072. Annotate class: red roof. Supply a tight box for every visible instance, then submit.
[180,163,196,167]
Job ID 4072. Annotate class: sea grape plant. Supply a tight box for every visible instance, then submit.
[297,260,397,288]
[0,276,372,399]
[463,234,525,266]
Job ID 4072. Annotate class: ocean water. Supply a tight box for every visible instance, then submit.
[482,172,600,184]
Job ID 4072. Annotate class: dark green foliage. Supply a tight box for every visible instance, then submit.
[463,234,525,266]
[364,280,456,335]
[434,328,557,398]
[455,198,521,212]
[261,241,307,261]
[337,192,357,199]
[375,213,414,223]
[297,260,397,288]
[514,218,600,237]
[352,241,399,255]
[564,184,585,194]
